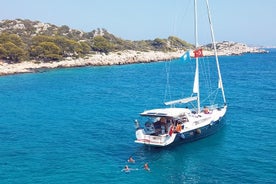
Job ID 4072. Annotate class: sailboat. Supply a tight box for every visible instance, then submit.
[134,0,227,147]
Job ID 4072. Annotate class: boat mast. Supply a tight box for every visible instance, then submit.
[205,0,227,104]
[194,0,200,113]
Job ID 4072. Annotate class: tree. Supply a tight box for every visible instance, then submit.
[31,35,54,45]
[91,36,114,54]
[0,33,28,62]
[31,42,61,61]
[54,36,84,57]
[79,41,91,55]
[152,38,171,51]
[1,42,27,62]
[168,36,193,49]
[0,44,7,58]
[58,25,70,35]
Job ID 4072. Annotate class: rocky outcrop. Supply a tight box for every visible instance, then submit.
[204,41,268,56]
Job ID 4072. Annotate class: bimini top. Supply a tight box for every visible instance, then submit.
[140,108,191,118]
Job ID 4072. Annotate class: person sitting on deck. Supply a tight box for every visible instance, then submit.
[175,122,182,133]
[204,106,210,114]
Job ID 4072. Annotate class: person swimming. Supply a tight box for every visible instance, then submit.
[122,165,130,172]
[121,165,139,173]
[144,163,150,171]
[127,156,135,163]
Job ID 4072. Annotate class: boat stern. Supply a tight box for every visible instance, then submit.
[135,129,176,146]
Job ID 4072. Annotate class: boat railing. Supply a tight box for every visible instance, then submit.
[208,104,219,110]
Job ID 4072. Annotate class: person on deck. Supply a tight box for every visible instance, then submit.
[175,122,182,132]
[204,106,210,114]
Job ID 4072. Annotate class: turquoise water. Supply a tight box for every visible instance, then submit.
[0,50,275,183]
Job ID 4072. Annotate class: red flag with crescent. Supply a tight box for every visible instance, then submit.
[193,48,203,58]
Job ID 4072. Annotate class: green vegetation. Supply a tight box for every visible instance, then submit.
[91,36,114,54]
[0,33,28,62]
[0,19,194,63]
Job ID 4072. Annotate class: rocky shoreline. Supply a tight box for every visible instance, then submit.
[0,42,268,76]
[0,50,183,76]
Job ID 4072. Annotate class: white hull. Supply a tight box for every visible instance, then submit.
[135,105,227,147]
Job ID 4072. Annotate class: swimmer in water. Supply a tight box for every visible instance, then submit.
[127,156,135,163]
[144,162,150,171]
[122,165,130,172]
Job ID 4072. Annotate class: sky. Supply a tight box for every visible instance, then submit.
[1,0,276,46]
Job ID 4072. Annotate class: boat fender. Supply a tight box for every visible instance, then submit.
[196,129,201,134]
[169,125,174,136]
[180,133,185,139]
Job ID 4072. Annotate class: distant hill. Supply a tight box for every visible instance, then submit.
[0,19,193,63]
[203,41,268,55]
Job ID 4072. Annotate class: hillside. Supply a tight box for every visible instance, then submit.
[0,19,193,63]
[204,41,267,56]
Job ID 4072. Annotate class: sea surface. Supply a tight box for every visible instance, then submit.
[0,49,275,184]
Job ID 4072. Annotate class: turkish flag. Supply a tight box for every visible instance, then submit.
[193,48,203,58]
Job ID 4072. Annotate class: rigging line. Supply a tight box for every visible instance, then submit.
[171,0,182,34]
[198,57,208,97]
[207,87,219,106]
[205,0,226,104]
[189,101,197,110]
[206,57,213,96]
[171,0,192,38]
[200,88,219,105]
[204,58,211,97]
[200,57,208,88]
[200,56,213,104]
